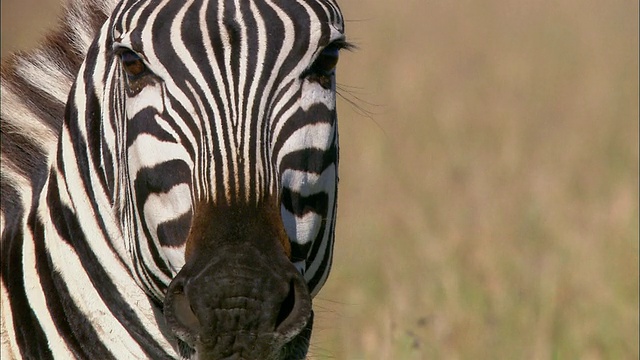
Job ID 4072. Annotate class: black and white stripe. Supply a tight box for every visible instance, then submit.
[1,0,348,358]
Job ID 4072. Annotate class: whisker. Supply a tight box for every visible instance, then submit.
[336,87,388,138]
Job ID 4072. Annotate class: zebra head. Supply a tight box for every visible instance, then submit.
[74,0,348,358]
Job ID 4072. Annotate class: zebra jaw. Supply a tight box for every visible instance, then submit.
[163,200,313,360]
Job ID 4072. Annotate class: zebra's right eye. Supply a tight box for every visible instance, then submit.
[119,50,146,78]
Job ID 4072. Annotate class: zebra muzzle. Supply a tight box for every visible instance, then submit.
[164,247,312,359]
[163,201,312,359]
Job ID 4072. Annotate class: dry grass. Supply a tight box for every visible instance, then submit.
[311,1,639,358]
[2,0,638,359]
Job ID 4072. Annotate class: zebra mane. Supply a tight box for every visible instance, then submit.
[0,0,117,225]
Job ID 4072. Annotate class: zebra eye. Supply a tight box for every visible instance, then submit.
[314,46,340,74]
[119,50,146,77]
[306,40,352,79]
[302,40,352,88]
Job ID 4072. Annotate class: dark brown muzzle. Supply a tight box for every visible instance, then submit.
[163,201,313,359]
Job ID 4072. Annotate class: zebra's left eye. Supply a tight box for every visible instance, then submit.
[303,41,351,89]
[119,50,146,78]
[314,45,340,74]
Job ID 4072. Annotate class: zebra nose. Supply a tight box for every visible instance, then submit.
[273,273,313,339]
[163,250,312,355]
[163,277,200,346]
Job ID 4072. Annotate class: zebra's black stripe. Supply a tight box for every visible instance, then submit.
[2,223,54,360]
[46,173,173,359]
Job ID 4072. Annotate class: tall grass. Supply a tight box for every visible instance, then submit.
[2,0,638,358]
[312,0,638,358]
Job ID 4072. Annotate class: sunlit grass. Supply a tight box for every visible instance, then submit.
[314,0,638,358]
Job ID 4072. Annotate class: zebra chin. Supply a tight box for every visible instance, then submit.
[162,200,313,360]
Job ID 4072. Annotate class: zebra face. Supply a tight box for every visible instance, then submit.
[105,0,347,358]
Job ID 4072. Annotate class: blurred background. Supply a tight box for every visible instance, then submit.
[2,0,638,358]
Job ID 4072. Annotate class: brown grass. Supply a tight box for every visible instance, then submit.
[2,0,638,358]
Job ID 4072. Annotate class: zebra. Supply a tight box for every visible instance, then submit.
[1,0,351,358]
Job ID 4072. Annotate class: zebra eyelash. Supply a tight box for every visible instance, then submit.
[330,39,356,52]
[301,39,353,87]
[316,38,355,67]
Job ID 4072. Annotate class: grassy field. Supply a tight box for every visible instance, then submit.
[2,0,638,359]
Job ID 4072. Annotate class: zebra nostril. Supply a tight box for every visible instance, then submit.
[274,275,312,340]
[164,280,200,345]
[173,293,200,331]
[275,280,296,331]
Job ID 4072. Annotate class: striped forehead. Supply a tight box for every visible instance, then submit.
[111,0,345,53]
